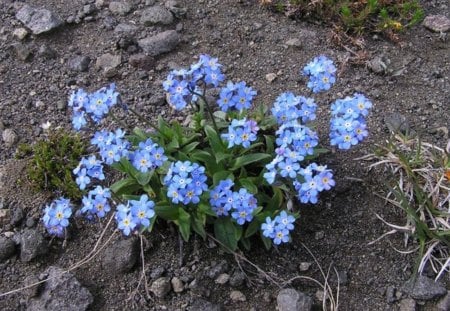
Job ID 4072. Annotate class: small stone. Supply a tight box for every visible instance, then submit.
[10,206,24,226]
[402,275,447,300]
[165,0,187,18]
[96,53,122,71]
[25,217,36,228]
[0,236,16,262]
[423,15,450,33]
[128,54,155,71]
[189,298,221,311]
[37,44,57,59]
[146,0,156,5]
[229,270,245,287]
[207,260,228,279]
[265,73,277,83]
[315,289,326,302]
[150,277,171,298]
[16,5,63,35]
[68,55,91,72]
[215,273,230,285]
[230,290,246,302]
[19,229,48,262]
[138,30,181,57]
[2,128,19,147]
[314,231,324,240]
[277,288,312,311]
[23,274,41,299]
[285,38,301,48]
[437,291,450,311]
[171,277,184,293]
[83,4,96,15]
[368,55,389,74]
[12,43,31,61]
[386,286,397,303]
[57,100,66,111]
[298,262,311,272]
[398,298,416,311]
[102,238,138,274]
[114,23,138,35]
[140,6,174,26]
[95,0,105,8]
[13,28,28,40]
[109,1,132,16]
[384,113,413,135]
[150,266,165,279]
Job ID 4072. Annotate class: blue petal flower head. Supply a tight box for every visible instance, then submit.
[130,195,155,228]
[75,168,90,190]
[42,198,72,236]
[302,55,337,93]
[261,217,277,239]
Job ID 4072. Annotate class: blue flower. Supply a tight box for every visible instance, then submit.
[302,55,336,93]
[221,118,259,149]
[42,197,72,237]
[75,168,90,190]
[130,194,155,228]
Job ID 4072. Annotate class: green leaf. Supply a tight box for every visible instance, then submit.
[237,178,258,194]
[261,234,272,250]
[110,177,141,196]
[177,208,191,242]
[214,218,238,252]
[240,237,251,250]
[213,171,234,186]
[204,125,225,155]
[264,135,275,155]
[245,220,261,238]
[191,213,206,239]
[135,170,153,186]
[230,153,272,171]
[181,141,201,154]
[213,111,227,120]
[154,204,179,220]
[267,187,283,211]
[215,152,232,164]
[198,203,218,217]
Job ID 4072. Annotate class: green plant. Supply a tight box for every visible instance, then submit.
[16,129,87,200]
[366,133,450,278]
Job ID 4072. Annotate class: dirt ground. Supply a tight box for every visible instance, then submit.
[0,0,449,310]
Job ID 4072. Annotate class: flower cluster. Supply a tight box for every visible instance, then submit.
[271,92,317,125]
[79,186,112,220]
[129,138,168,173]
[330,93,372,150]
[217,81,257,112]
[163,54,225,110]
[68,84,119,130]
[91,129,130,165]
[293,163,335,204]
[209,179,258,225]
[221,118,259,148]
[115,194,156,236]
[42,197,72,237]
[261,211,295,245]
[164,161,208,205]
[302,55,336,93]
[73,155,105,190]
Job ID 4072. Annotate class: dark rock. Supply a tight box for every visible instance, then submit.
[68,55,91,72]
[165,0,187,18]
[37,44,57,59]
[25,217,36,228]
[138,30,180,56]
[150,266,165,279]
[117,36,136,50]
[386,286,397,303]
[114,23,139,35]
[102,238,138,274]
[398,298,416,311]
[229,270,245,287]
[140,6,174,26]
[12,43,32,62]
[437,291,450,311]
[0,236,16,262]
[19,229,48,262]
[96,53,122,72]
[27,266,93,311]
[10,206,25,226]
[23,274,41,299]
[423,15,450,33]
[150,277,171,298]
[16,5,63,35]
[129,53,155,70]
[277,288,312,311]
[402,275,447,300]
[367,55,389,74]
[207,260,228,279]
[384,113,413,135]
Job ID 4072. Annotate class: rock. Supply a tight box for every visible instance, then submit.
[138,30,181,56]
[37,44,57,59]
[150,277,171,298]
[277,288,312,311]
[13,28,28,40]
[265,73,277,83]
[12,43,32,62]
[25,217,36,228]
[2,128,19,147]
[83,4,96,16]
[215,273,230,285]
[150,266,165,279]
[384,113,414,135]
[189,298,221,311]
[0,236,16,262]
[140,6,174,26]
[386,286,397,303]
[19,229,47,262]
[109,1,132,16]
[114,23,139,35]
[367,55,389,74]
[314,231,324,240]
[437,291,450,311]
[286,38,301,48]
[16,5,63,35]
[207,260,229,279]
[27,266,93,311]
[10,206,24,226]
[23,274,41,299]
[171,276,184,293]
[423,15,450,33]
[229,270,245,287]
[298,262,311,272]
[398,298,416,311]
[68,55,91,72]
[230,290,246,302]
[402,275,447,300]
[102,238,138,274]
[164,0,187,18]
[96,53,122,74]
[129,54,155,71]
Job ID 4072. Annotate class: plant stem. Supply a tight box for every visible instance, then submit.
[190,90,219,132]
